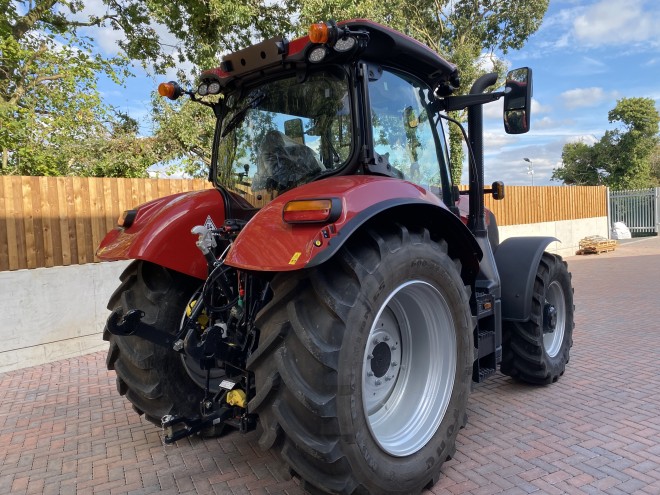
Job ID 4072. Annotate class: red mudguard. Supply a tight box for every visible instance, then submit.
[96,189,226,280]
[225,176,480,275]
[97,177,480,280]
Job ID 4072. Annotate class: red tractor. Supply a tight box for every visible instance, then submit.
[99,20,574,495]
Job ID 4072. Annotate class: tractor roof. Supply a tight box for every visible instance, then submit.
[200,19,459,92]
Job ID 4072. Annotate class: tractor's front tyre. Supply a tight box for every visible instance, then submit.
[501,253,574,384]
[104,261,223,432]
[247,224,473,495]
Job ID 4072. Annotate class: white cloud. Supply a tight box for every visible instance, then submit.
[532,98,551,115]
[566,134,599,146]
[572,0,660,47]
[483,99,504,120]
[483,131,519,149]
[560,87,618,109]
[534,117,557,130]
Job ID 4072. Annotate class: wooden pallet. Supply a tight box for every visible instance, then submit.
[576,236,617,255]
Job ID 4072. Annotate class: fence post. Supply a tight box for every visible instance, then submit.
[656,187,660,234]
[606,187,611,239]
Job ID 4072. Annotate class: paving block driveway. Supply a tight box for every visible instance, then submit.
[1,237,660,495]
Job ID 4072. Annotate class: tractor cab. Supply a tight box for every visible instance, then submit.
[160,19,531,233]
[160,20,468,210]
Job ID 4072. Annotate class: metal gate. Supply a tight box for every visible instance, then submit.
[608,188,659,236]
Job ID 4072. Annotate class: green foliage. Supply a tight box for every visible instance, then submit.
[151,95,216,178]
[0,0,199,176]
[553,98,660,190]
[651,144,660,185]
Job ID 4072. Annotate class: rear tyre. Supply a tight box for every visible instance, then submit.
[104,260,223,432]
[247,224,473,494]
[500,253,574,384]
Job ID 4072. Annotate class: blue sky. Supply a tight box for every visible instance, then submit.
[481,0,660,185]
[97,0,660,185]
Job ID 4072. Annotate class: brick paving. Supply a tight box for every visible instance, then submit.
[1,236,660,494]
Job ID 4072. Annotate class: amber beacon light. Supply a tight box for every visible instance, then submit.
[309,22,330,43]
[158,81,183,100]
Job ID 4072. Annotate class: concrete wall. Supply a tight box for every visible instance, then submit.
[0,216,608,373]
[499,216,609,258]
[0,260,131,373]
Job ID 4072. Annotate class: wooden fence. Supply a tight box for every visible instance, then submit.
[0,176,212,271]
[472,185,607,226]
[0,176,607,272]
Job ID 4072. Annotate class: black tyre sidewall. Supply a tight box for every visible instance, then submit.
[501,253,574,384]
[108,261,206,423]
[335,241,472,492]
[540,256,574,374]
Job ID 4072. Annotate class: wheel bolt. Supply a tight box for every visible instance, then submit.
[392,361,398,367]
[373,338,380,345]
[383,335,390,341]
[367,354,373,360]
[375,380,382,386]
[367,371,374,377]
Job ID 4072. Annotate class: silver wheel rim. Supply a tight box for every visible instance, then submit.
[362,280,456,457]
[544,281,566,357]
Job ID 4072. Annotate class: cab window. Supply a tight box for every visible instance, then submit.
[368,69,449,198]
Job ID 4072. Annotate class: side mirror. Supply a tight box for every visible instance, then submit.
[503,68,532,134]
[484,181,505,200]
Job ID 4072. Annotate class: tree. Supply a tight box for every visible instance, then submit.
[552,141,603,186]
[553,98,660,190]
[1,1,302,176]
[150,96,216,178]
[1,1,160,174]
[651,144,660,185]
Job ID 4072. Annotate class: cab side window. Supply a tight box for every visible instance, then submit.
[369,70,444,195]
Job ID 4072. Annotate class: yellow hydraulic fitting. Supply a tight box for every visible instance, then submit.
[186,299,209,328]
[226,389,247,408]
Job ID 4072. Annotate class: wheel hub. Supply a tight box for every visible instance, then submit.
[370,341,392,378]
[364,315,402,408]
[543,303,557,333]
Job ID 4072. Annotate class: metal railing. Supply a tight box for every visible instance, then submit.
[608,188,659,235]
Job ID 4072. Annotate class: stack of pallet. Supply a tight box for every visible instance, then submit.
[576,236,617,255]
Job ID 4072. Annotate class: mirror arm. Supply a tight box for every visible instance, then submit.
[436,91,505,112]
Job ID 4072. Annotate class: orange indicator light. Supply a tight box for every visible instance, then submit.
[283,199,338,224]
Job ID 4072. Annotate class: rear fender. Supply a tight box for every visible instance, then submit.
[225,176,482,281]
[495,236,558,322]
[96,189,226,280]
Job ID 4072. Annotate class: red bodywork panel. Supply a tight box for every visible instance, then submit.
[225,176,447,271]
[96,178,480,279]
[97,189,226,280]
